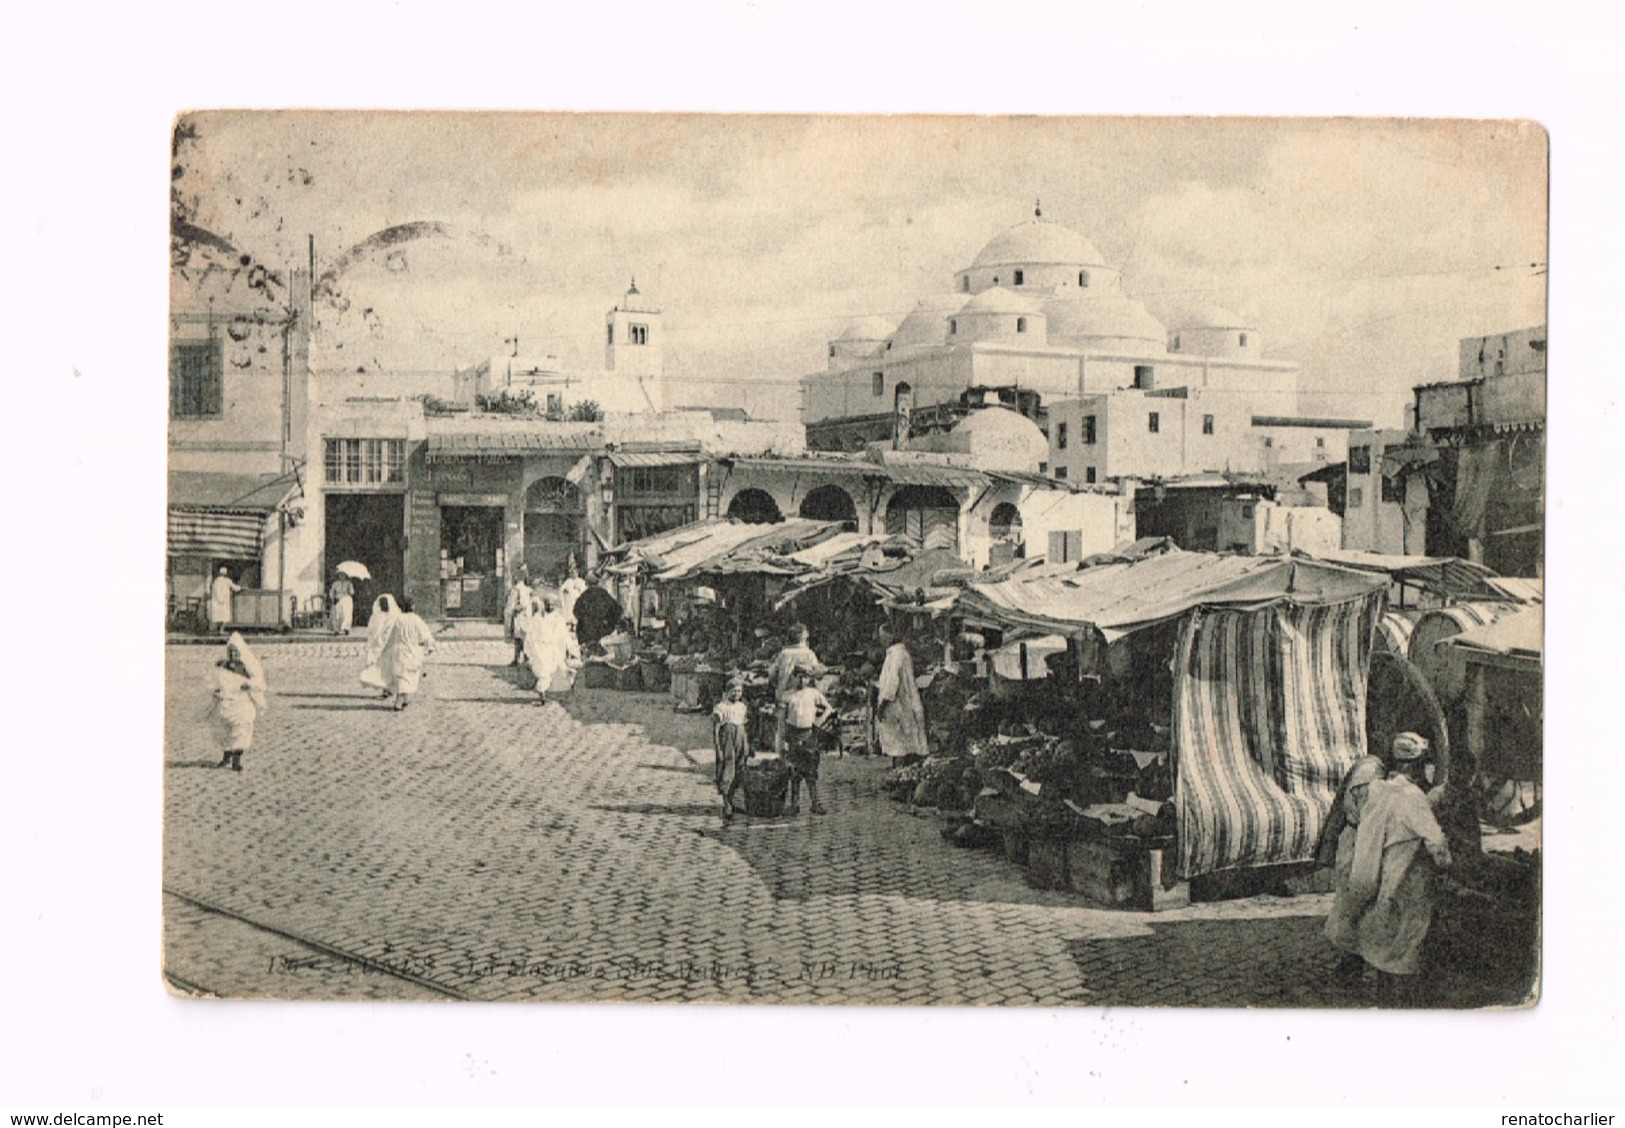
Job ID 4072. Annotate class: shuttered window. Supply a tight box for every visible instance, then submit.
[170,340,223,418]
[1047,530,1083,564]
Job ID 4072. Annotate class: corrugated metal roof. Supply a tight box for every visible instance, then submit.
[962,551,1386,641]
[427,430,603,455]
[728,456,989,489]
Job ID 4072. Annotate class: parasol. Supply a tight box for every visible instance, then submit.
[336,561,372,580]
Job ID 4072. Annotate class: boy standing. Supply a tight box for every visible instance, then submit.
[781,667,833,816]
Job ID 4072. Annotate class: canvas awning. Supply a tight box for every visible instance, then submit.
[1298,548,1498,601]
[603,518,848,581]
[167,471,300,559]
[961,550,1387,643]
[1446,605,1543,666]
[1485,576,1543,604]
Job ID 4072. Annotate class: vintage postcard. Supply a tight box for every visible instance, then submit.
[164,113,1544,1006]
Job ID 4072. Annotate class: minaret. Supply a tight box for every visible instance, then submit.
[604,278,663,385]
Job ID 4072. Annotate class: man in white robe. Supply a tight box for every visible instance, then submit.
[505,571,534,666]
[209,567,240,633]
[1328,732,1453,1002]
[328,574,356,634]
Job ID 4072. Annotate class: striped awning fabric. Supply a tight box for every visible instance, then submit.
[605,450,706,468]
[167,471,297,559]
[1174,593,1382,878]
[167,508,271,559]
[1375,609,1420,656]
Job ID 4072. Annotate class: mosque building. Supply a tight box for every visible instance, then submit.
[802,206,1365,483]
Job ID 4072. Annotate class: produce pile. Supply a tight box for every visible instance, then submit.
[885,720,1177,837]
[884,755,980,811]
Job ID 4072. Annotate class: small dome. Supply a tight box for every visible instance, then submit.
[836,315,896,342]
[961,286,1042,316]
[1177,304,1252,331]
[1042,294,1166,342]
[890,293,969,348]
[971,220,1109,270]
[951,406,1050,472]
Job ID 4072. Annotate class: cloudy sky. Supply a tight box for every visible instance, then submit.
[173,113,1546,426]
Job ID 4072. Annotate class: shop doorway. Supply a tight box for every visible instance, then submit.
[884,486,960,552]
[523,476,587,586]
[440,505,505,619]
[324,493,405,625]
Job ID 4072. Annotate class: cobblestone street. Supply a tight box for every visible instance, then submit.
[164,638,1465,1007]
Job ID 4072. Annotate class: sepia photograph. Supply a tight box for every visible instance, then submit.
[161,112,1546,1009]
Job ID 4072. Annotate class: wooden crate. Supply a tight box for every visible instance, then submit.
[1066,836,1188,911]
[1028,836,1069,890]
[838,707,872,755]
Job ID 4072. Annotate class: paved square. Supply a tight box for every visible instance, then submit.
[164,639,1524,1007]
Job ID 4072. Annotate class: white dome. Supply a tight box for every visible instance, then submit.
[971,220,1109,270]
[951,406,1050,472]
[836,315,896,342]
[1042,294,1166,342]
[961,286,1042,316]
[1177,304,1252,331]
[890,293,969,348]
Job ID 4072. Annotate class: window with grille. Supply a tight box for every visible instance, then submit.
[170,340,223,418]
[1349,445,1372,474]
[1348,487,1364,509]
[623,466,694,496]
[1083,415,1097,444]
[1202,414,1215,435]
[324,438,407,485]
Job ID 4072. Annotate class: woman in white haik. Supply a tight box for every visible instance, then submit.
[523,593,580,702]
[209,632,267,772]
[359,594,399,699]
[366,595,437,710]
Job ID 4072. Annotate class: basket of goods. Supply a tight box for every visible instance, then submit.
[579,660,619,689]
[741,753,790,817]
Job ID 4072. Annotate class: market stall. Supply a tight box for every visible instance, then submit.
[947,549,1390,908]
[595,517,889,711]
[1443,605,1543,826]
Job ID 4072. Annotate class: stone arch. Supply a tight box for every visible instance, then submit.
[988,501,1024,566]
[726,487,784,525]
[798,484,858,526]
[523,475,586,583]
[884,485,960,552]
